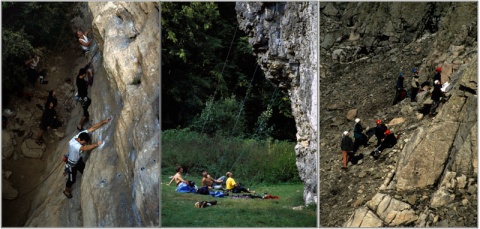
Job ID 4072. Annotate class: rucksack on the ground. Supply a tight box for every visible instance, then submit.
[197,186,209,195]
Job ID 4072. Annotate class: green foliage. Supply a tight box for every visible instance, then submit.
[161,179,316,227]
[2,2,74,105]
[162,129,300,184]
[190,95,245,137]
[161,2,296,141]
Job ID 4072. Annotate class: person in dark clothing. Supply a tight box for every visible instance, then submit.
[430,80,443,117]
[353,118,368,153]
[411,68,420,102]
[25,53,40,86]
[374,119,388,147]
[76,68,88,98]
[76,68,90,130]
[35,101,57,145]
[340,131,354,170]
[393,72,406,105]
[433,67,442,85]
[45,90,58,110]
[371,129,397,159]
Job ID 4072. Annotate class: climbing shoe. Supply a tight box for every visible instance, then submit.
[63,190,73,199]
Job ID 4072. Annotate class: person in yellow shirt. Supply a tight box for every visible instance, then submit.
[225,172,253,193]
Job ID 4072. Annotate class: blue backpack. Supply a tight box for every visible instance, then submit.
[209,191,225,198]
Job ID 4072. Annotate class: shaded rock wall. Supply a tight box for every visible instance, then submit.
[236,2,318,205]
[24,2,159,227]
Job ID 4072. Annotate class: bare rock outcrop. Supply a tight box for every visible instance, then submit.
[24,2,159,227]
[236,2,318,205]
[320,2,476,227]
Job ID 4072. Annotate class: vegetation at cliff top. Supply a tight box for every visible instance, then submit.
[161,2,296,141]
[2,2,75,106]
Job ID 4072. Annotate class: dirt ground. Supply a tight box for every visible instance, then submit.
[2,39,87,226]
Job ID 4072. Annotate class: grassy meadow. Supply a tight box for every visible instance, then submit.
[161,175,317,227]
[161,129,317,227]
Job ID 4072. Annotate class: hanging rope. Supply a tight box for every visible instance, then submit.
[230,64,259,136]
[200,26,238,135]
[16,161,63,198]
[229,86,281,171]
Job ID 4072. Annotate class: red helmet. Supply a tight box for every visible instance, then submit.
[376,119,382,125]
[385,129,391,135]
[436,67,442,73]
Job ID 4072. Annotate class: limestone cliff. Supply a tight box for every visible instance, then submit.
[320,2,477,227]
[24,2,159,227]
[236,2,318,205]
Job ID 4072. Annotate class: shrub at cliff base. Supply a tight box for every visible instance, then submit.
[162,128,300,184]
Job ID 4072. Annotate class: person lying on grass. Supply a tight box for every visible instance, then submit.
[201,170,225,189]
[168,166,188,186]
[225,172,254,193]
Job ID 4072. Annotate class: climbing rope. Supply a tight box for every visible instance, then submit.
[200,27,238,135]
[16,161,63,198]
[229,86,281,171]
[231,64,259,136]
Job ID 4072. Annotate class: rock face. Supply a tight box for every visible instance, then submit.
[320,2,477,227]
[2,130,14,158]
[236,2,318,205]
[24,2,159,227]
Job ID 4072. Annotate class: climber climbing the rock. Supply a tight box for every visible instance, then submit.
[77,28,93,58]
[371,129,397,160]
[63,117,111,199]
[340,130,353,171]
[374,119,388,147]
[353,118,368,153]
[410,68,420,102]
[76,68,91,130]
[392,72,406,105]
[84,60,95,86]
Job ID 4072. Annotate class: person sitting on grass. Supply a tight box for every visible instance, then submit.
[168,166,197,193]
[225,172,254,193]
[201,170,225,189]
[167,166,188,186]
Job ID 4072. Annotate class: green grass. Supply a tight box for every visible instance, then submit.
[161,175,317,227]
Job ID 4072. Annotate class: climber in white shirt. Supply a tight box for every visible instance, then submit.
[77,28,93,56]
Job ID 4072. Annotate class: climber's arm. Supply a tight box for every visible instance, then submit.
[87,117,111,133]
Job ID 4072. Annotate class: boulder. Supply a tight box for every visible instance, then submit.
[2,130,14,158]
[395,122,459,190]
[367,193,418,226]
[346,109,357,121]
[430,187,455,208]
[2,178,18,200]
[387,117,405,126]
[322,3,339,17]
[21,139,45,159]
[344,206,384,227]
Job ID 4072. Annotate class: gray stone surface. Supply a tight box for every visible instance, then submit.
[2,178,18,200]
[24,2,159,227]
[344,206,384,227]
[2,130,14,158]
[21,139,45,159]
[236,2,318,205]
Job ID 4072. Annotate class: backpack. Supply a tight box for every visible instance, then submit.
[197,186,210,195]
